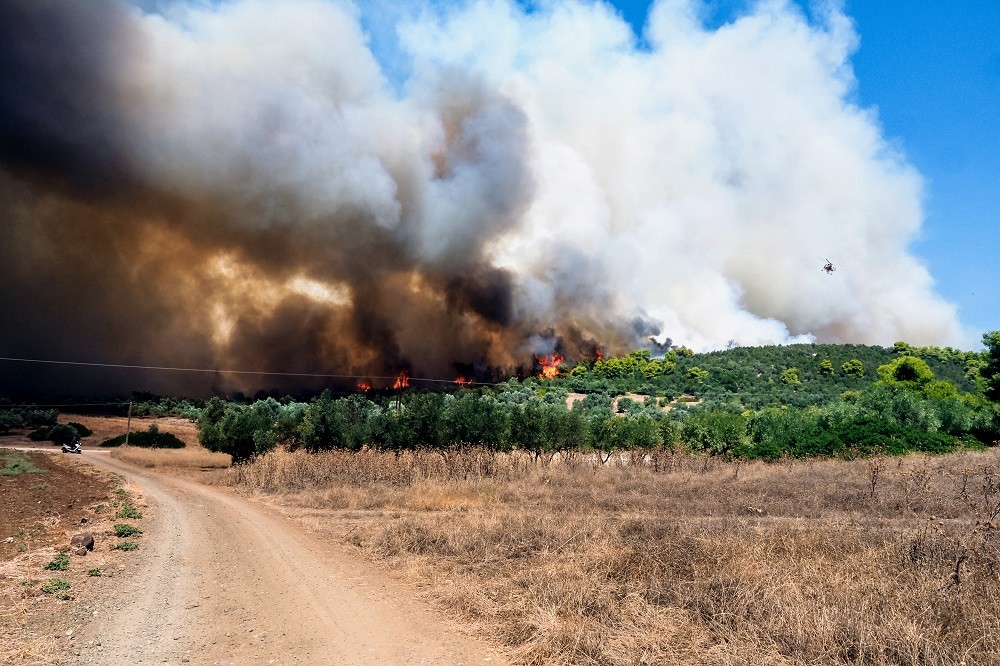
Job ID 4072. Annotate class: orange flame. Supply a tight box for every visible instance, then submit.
[538,353,564,380]
[594,347,604,361]
[392,370,410,390]
[356,381,371,392]
[455,376,472,387]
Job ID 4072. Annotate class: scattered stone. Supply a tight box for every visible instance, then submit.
[75,547,89,557]
[70,531,95,551]
[80,517,89,525]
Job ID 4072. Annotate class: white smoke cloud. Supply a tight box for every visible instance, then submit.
[397,0,966,349]
[119,0,966,352]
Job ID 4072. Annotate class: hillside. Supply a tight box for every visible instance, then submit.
[556,342,982,409]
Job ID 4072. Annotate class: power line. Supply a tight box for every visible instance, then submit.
[0,356,500,386]
[0,402,128,409]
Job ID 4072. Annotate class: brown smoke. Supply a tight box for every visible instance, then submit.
[0,0,639,396]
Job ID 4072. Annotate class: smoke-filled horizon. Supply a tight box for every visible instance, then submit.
[0,0,970,396]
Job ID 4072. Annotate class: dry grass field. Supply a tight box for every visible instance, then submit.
[227,447,1000,665]
[109,445,231,469]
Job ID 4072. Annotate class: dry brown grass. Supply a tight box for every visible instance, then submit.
[109,445,231,469]
[0,591,60,666]
[228,447,1000,665]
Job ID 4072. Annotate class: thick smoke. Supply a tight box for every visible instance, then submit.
[0,0,967,396]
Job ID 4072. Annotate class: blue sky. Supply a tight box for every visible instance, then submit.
[609,0,1000,339]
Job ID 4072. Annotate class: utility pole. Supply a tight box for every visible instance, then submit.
[124,401,132,446]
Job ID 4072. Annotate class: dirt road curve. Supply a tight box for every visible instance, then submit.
[71,453,505,666]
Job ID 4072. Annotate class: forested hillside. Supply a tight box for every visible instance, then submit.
[560,341,983,408]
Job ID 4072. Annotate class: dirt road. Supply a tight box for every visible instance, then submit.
[70,453,505,666]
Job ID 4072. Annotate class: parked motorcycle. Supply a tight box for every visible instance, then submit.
[61,439,82,454]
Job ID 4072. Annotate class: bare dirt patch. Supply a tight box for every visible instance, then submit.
[0,450,126,665]
[0,450,115,560]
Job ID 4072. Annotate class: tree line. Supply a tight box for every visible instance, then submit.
[195,333,1000,462]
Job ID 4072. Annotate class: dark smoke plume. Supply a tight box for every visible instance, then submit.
[0,0,965,397]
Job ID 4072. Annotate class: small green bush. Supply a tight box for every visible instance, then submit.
[87,567,102,577]
[25,422,88,444]
[66,421,93,437]
[116,503,143,520]
[40,578,71,599]
[43,552,70,571]
[113,524,143,538]
[112,541,139,552]
[100,429,185,449]
[46,424,78,445]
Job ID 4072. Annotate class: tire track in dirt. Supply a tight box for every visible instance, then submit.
[71,453,505,666]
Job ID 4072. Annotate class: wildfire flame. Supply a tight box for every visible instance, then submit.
[594,347,604,361]
[455,376,472,387]
[392,370,410,390]
[537,353,564,380]
[356,381,371,392]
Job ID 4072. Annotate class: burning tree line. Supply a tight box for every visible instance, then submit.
[197,361,1000,466]
[141,333,1000,463]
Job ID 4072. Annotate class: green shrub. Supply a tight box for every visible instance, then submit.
[66,421,93,437]
[40,578,72,599]
[682,410,748,455]
[26,422,86,444]
[113,524,143,538]
[112,541,139,552]
[46,424,78,445]
[100,428,185,449]
[116,502,143,520]
[43,552,70,571]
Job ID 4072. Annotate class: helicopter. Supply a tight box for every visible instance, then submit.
[821,258,844,275]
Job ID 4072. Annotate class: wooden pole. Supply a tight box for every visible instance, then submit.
[124,401,132,447]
